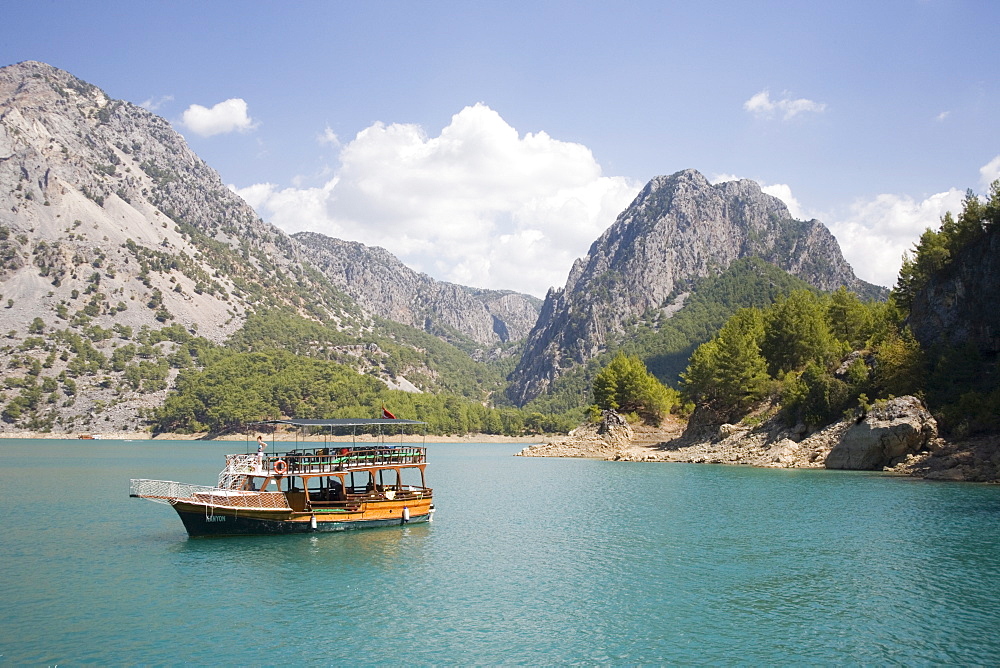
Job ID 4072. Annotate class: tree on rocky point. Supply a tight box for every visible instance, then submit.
[592,352,676,424]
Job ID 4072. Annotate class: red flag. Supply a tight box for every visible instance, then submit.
[382,406,396,419]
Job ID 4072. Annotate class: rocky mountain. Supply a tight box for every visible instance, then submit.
[508,169,884,405]
[294,231,540,354]
[0,60,349,340]
[0,61,394,431]
[0,61,534,432]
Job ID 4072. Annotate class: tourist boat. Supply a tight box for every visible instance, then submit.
[129,418,434,536]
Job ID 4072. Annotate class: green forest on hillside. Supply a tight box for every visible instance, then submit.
[682,287,907,425]
[896,182,1000,433]
[681,182,1000,435]
[153,260,820,435]
[154,348,568,435]
[152,309,575,436]
[73,182,1000,438]
[522,258,815,420]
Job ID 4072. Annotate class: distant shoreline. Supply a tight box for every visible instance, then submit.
[0,430,551,444]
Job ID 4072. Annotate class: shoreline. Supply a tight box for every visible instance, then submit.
[0,430,551,444]
[516,408,1000,483]
[6,422,995,483]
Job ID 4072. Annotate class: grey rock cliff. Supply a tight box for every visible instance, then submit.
[0,60,327,342]
[508,169,882,405]
[0,61,366,431]
[908,222,1000,356]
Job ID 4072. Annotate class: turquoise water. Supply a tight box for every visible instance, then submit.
[2,439,1000,664]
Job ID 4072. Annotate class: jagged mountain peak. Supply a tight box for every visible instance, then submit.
[508,168,883,405]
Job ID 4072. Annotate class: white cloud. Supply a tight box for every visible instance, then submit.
[828,189,965,288]
[980,155,1000,188]
[181,98,257,137]
[318,126,340,147]
[139,94,173,111]
[936,110,951,122]
[744,90,827,120]
[234,103,640,297]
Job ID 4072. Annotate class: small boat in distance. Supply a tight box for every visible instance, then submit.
[130,418,434,536]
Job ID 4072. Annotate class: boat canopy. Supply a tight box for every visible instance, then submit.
[255,418,426,427]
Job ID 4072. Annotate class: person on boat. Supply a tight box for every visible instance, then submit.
[255,435,267,469]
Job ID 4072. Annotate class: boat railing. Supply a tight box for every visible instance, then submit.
[264,446,427,475]
[130,478,196,505]
[220,454,258,489]
[129,479,292,510]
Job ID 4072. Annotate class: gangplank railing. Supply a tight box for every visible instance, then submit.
[129,479,291,510]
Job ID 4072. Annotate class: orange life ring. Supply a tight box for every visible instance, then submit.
[273,459,287,475]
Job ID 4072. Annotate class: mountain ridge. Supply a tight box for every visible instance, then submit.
[0,61,536,431]
[0,60,890,433]
[508,169,885,405]
[294,231,540,355]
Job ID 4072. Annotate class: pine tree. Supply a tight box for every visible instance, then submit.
[827,287,873,350]
[761,290,835,375]
[682,308,769,414]
[592,352,676,423]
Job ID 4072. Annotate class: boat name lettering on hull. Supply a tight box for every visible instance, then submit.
[205,515,226,522]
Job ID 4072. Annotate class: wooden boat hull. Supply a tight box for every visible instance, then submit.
[172,500,434,537]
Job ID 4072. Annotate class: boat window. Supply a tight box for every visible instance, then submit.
[398,467,424,490]
[377,469,400,489]
[347,470,374,494]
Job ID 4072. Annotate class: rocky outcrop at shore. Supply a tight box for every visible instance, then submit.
[517,410,640,459]
[825,396,938,470]
[888,435,1000,482]
[516,398,998,482]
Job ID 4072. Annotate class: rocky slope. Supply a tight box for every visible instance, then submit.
[0,61,530,433]
[294,231,540,353]
[0,61,360,340]
[3,62,252,339]
[0,61,348,431]
[508,169,884,405]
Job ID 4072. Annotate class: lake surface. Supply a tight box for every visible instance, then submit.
[2,439,1000,664]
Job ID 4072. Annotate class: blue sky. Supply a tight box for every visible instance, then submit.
[4,0,999,296]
